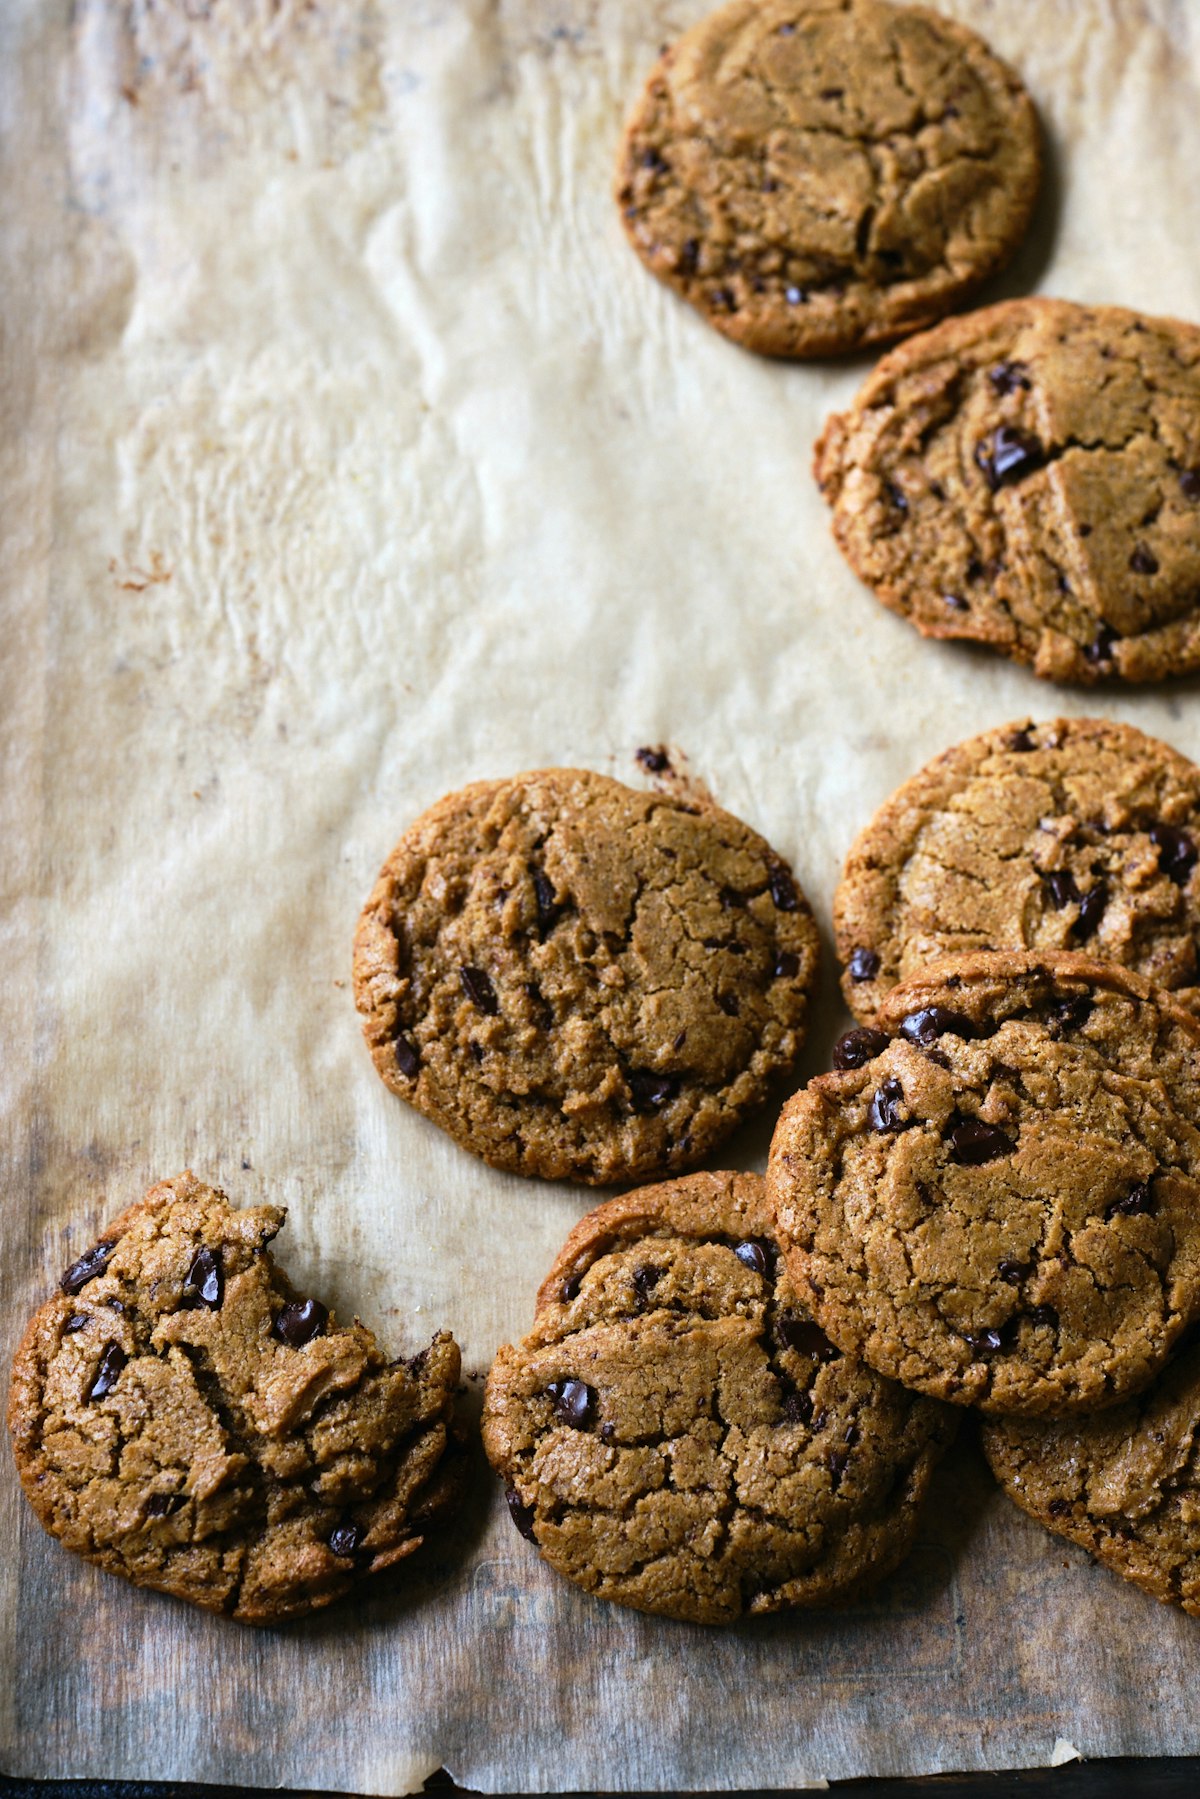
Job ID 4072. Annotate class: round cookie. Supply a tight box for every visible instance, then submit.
[353,769,819,1185]
[982,1341,1200,1618]
[767,953,1200,1416]
[814,298,1200,682]
[481,1171,958,1625]
[615,0,1039,358]
[8,1173,464,1624]
[836,717,1200,1026]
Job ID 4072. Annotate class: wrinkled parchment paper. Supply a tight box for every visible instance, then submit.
[4,0,1200,1789]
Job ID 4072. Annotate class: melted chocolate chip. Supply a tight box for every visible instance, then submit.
[632,1265,663,1308]
[640,146,668,174]
[1150,823,1198,886]
[86,1342,127,1402]
[774,950,800,979]
[1108,1181,1154,1220]
[1071,881,1108,941]
[710,286,736,310]
[1042,869,1081,909]
[944,592,969,611]
[145,1492,185,1519]
[975,425,1046,491]
[719,886,746,910]
[833,1027,889,1071]
[1129,545,1159,575]
[769,867,800,911]
[780,1386,814,1425]
[328,1521,361,1558]
[546,1378,595,1429]
[532,869,559,935]
[1180,469,1200,501]
[1009,726,1036,752]
[997,1259,1027,1285]
[776,1314,838,1361]
[1084,623,1118,666]
[868,1078,909,1133]
[181,1245,223,1311]
[988,361,1031,395]
[1026,1305,1059,1330]
[63,1313,91,1333]
[61,1241,116,1296]
[946,1118,1012,1164]
[899,1007,975,1047]
[627,1069,678,1112]
[459,965,498,1015]
[827,1446,851,1488]
[847,947,880,982]
[964,1328,1004,1357]
[1047,1498,1072,1517]
[734,1239,775,1278]
[273,1298,328,1347]
[506,1486,537,1540]
[677,238,699,276]
[636,745,670,773]
[394,1035,419,1079]
[559,1272,582,1303]
[887,482,908,514]
[717,992,740,1017]
[1047,993,1093,1035]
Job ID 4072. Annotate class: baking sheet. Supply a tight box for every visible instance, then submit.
[3,0,1200,1789]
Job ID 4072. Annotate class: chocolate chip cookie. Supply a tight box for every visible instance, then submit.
[982,1341,1200,1617]
[815,298,1200,681]
[768,953,1200,1416]
[8,1173,464,1623]
[481,1171,957,1624]
[615,0,1039,358]
[353,769,819,1185]
[836,718,1200,1026]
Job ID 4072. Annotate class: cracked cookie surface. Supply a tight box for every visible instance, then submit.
[615,0,1039,358]
[8,1173,464,1624]
[836,717,1200,1025]
[481,1171,957,1624]
[353,769,819,1185]
[767,953,1200,1416]
[815,298,1200,681]
[982,1340,1200,1616]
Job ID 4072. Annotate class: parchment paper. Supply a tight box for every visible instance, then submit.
[4,0,1200,1789]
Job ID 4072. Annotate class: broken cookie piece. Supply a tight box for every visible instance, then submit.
[8,1172,464,1623]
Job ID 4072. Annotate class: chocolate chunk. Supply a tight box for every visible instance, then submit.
[776,1314,839,1361]
[1047,1498,1072,1517]
[1027,1305,1059,1330]
[988,361,1030,395]
[1150,823,1198,886]
[181,1245,223,1311]
[677,239,699,276]
[632,1264,663,1308]
[328,1521,361,1558]
[1048,993,1093,1034]
[105,1297,126,1313]
[63,1313,91,1333]
[1071,881,1108,940]
[273,1297,329,1347]
[394,1035,419,1079]
[61,1241,116,1296]
[899,1006,975,1047]
[640,146,668,174]
[780,1386,814,1425]
[773,950,800,979]
[847,946,880,982]
[768,866,800,911]
[1108,1181,1154,1220]
[532,869,559,935]
[827,1446,851,1488]
[947,1118,1012,1164]
[505,1486,537,1541]
[1084,622,1118,666]
[1009,726,1036,752]
[86,1342,127,1403]
[714,992,738,1017]
[1042,869,1080,909]
[546,1378,595,1429]
[734,1239,775,1278]
[997,1259,1027,1285]
[943,592,969,611]
[964,1328,1004,1356]
[1180,469,1200,502]
[627,1069,678,1112]
[559,1272,582,1303]
[975,425,1046,491]
[887,482,908,514]
[459,965,498,1015]
[868,1078,909,1133]
[719,886,746,910]
[1129,545,1159,575]
[636,745,671,774]
[710,286,736,310]
[145,1492,185,1519]
[833,1027,890,1070]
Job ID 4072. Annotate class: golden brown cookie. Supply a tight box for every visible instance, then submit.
[615,0,1039,357]
[982,1341,1200,1617]
[353,769,819,1185]
[815,298,1200,681]
[481,1171,957,1624]
[767,953,1200,1417]
[835,717,1200,1025]
[8,1173,464,1624]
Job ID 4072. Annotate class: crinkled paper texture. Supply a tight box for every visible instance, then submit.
[2,0,1200,1790]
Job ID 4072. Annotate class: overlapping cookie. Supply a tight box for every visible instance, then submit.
[482,1171,957,1624]
[8,1173,464,1624]
[354,769,819,1185]
[616,0,1040,357]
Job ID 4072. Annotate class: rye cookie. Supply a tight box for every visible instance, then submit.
[768,953,1200,1416]
[353,769,819,1185]
[815,298,1200,681]
[836,717,1200,1025]
[8,1173,464,1624]
[982,1341,1200,1617]
[615,0,1040,358]
[481,1171,957,1624]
